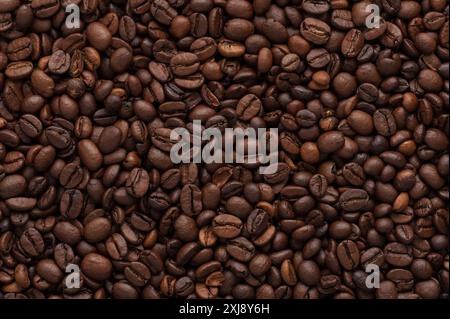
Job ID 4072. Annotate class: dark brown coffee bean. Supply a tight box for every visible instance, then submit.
[124,262,151,287]
[384,242,413,267]
[126,168,150,198]
[212,214,242,239]
[236,94,261,121]
[18,114,42,138]
[170,52,200,76]
[180,184,202,216]
[19,228,44,258]
[300,18,331,45]
[84,217,111,243]
[86,22,112,51]
[226,236,255,262]
[36,259,63,284]
[48,50,70,74]
[374,109,397,136]
[337,240,360,270]
[151,0,177,25]
[81,253,112,281]
[339,189,369,211]
[60,189,83,219]
[78,139,103,171]
[309,174,328,198]
[7,37,32,61]
[341,29,364,58]
[297,260,321,286]
[317,131,345,153]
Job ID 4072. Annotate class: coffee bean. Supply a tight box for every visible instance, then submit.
[31,0,60,18]
[170,52,200,76]
[18,114,42,138]
[36,259,63,284]
[226,236,255,262]
[247,209,270,237]
[236,94,261,121]
[339,189,369,211]
[60,189,83,219]
[151,0,177,25]
[5,61,33,80]
[126,168,150,198]
[81,253,112,281]
[317,131,345,153]
[341,29,364,58]
[309,174,328,197]
[337,240,360,270]
[281,259,297,286]
[262,19,288,44]
[84,217,112,243]
[212,214,242,239]
[297,260,321,286]
[7,37,32,61]
[77,139,103,171]
[374,109,397,136]
[98,126,122,154]
[48,50,70,75]
[19,228,44,258]
[124,262,151,287]
[180,184,202,216]
[300,18,331,45]
[86,22,112,51]
[384,242,413,267]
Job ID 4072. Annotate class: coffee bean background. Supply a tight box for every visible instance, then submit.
[0,0,448,299]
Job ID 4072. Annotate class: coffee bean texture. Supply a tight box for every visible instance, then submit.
[0,0,448,300]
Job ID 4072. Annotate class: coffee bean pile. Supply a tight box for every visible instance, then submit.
[0,0,448,299]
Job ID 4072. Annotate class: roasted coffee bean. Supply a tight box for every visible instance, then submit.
[7,37,32,62]
[18,114,42,138]
[341,29,364,58]
[81,253,112,281]
[125,168,150,198]
[374,109,397,136]
[19,228,44,258]
[180,184,202,216]
[170,52,200,76]
[300,18,331,45]
[339,189,369,211]
[385,242,413,267]
[309,174,328,198]
[236,94,261,121]
[297,260,321,286]
[337,240,360,270]
[60,189,84,219]
[36,259,63,284]
[212,214,242,239]
[247,209,270,237]
[86,22,112,51]
[48,50,70,75]
[124,262,151,287]
[226,236,255,262]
